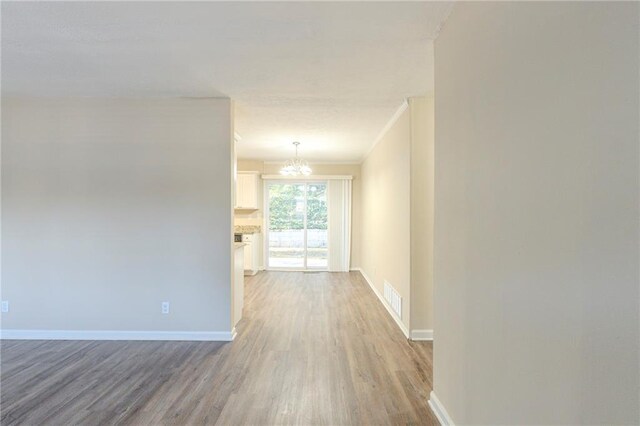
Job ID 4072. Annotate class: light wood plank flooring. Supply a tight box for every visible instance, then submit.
[1,271,436,425]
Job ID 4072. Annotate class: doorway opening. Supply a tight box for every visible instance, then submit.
[265,181,328,270]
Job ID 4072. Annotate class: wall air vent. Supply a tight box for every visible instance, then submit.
[383,280,402,319]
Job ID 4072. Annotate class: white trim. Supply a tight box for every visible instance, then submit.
[0,329,237,342]
[262,160,361,166]
[234,131,242,141]
[261,174,352,181]
[356,268,409,339]
[362,99,409,161]
[410,329,434,341]
[428,391,455,426]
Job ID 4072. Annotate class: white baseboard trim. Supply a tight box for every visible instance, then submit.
[356,269,410,339]
[410,329,434,341]
[428,391,455,426]
[0,328,237,342]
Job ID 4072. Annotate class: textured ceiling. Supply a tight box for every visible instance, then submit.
[2,1,453,161]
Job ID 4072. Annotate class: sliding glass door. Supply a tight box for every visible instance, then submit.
[267,183,305,269]
[266,181,328,270]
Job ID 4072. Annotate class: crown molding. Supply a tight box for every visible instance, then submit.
[362,99,408,162]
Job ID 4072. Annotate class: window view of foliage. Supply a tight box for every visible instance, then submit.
[307,184,328,230]
[268,183,327,231]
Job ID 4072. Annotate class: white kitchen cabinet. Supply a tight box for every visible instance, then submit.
[242,233,262,275]
[235,172,259,210]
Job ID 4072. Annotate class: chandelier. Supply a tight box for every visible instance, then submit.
[280,142,312,176]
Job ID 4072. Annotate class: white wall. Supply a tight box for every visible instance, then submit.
[2,98,235,334]
[433,2,639,424]
[360,98,435,335]
[361,106,412,331]
[410,96,435,332]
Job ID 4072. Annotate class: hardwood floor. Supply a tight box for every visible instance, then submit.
[1,271,436,425]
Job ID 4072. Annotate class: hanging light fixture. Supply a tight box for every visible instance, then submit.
[280,141,312,176]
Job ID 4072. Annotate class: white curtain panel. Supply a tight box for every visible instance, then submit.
[327,179,352,272]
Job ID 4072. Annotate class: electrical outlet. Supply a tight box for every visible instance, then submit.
[161,301,170,314]
[1,301,9,313]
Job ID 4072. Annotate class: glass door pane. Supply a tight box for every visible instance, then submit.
[267,183,305,268]
[306,182,328,268]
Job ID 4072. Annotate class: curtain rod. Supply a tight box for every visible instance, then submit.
[261,175,353,180]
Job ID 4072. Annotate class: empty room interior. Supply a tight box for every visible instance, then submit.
[1,1,639,425]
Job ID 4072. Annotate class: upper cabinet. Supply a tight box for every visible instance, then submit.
[235,172,260,210]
